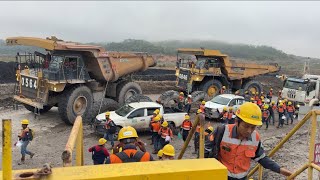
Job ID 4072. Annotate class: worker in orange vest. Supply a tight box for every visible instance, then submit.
[106,126,153,163]
[149,109,159,145]
[270,101,277,125]
[254,92,260,101]
[267,88,273,99]
[151,116,161,154]
[178,92,185,110]
[193,109,202,155]
[277,103,285,128]
[262,104,270,129]
[204,126,214,158]
[209,102,293,179]
[180,115,192,142]
[286,102,295,125]
[221,106,229,124]
[199,101,206,113]
[158,121,173,149]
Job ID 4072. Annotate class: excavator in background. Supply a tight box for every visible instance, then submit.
[6,36,156,124]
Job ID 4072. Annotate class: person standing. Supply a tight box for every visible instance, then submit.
[178,92,185,110]
[210,102,293,180]
[106,126,153,163]
[103,112,116,148]
[262,105,270,129]
[184,95,192,114]
[277,103,285,128]
[158,121,173,149]
[286,102,295,124]
[88,138,110,165]
[17,119,35,165]
[180,115,192,142]
[150,116,161,154]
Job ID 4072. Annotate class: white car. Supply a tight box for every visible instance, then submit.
[204,94,245,119]
[93,102,187,135]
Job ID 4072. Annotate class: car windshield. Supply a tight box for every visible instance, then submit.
[210,96,230,105]
[284,80,308,91]
[115,105,134,117]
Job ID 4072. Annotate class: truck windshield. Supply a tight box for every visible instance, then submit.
[195,59,206,69]
[284,80,308,91]
[49,55,64,70]
[115,104,134,117]
[210,96,230,105]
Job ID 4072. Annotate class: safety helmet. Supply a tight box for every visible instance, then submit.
[118,126,138,140]
[271,101,275,104]
[288,101,292,105]
[235,102,262,126]
[162,121,169,127]
[245,91,248,94]
[185,115,190,120]
[157,114,163,119]
[270,88,273,90]
[21,119,29,125]
[162,144,175,157]
[262,99,265,102]
[222,86,226,89]
[229,107,233,110]
[261,91,264,94]
[154,116,161,121]
[201,101,206,105]
[279,103,283,106]
[284,99,288,102]
[179,92,184,95]
[197,109,202,113]
[98,138,107,145]
[157,149,163,157]
[250,98,254,101]
[155,109,160,114]
[207,126,214,132]
[261,96,264,99]
[263,105,268,109]
[223,106,228,111]
[105,112,110,116]
[188,95,192,98]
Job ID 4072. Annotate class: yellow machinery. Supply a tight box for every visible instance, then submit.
[6,36,156,124]
[175,48,280,97]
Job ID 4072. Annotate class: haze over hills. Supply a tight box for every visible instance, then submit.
[0,38,319,75]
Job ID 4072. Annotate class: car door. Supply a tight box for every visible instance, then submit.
[127,108,147,130]
[229,98,244,112]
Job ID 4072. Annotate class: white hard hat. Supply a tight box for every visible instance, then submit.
[188,95,192,98]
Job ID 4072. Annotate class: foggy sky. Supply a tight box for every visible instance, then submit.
[0,1,319,58]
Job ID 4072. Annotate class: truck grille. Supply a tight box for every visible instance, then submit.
[177,69,190,90]
[287,90,296,99]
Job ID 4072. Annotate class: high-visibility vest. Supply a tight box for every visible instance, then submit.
[179,95,184,102]
[182,120,192,130]
[287,105,295,113]
[158,128,173,139]
[196,125,200,133]
[200,104,205,112]
[278,107,284,113]
[219,124,260,179]
[151,121,161,132]
[262,110,269,118]
[107,149,152,164]
[272,105,277,111]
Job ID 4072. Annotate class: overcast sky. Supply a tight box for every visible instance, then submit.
[0,1,319,58]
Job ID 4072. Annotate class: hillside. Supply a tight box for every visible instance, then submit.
[1,38,319,75]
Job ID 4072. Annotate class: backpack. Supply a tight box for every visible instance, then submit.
[28,128,34,141]
[114,151,145,163]
[108,120,117,134]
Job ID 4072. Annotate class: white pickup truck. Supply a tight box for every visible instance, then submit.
[204,94,245,119]
[93,102,187,136]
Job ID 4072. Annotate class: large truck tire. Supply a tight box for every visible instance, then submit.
[58,85,93,125]
[125,94,153,104]
[92,98,120,119]
[200,79,222,97]
[158,90,180,109]
[242,80,263,95]
[23,104,53,114]
[116,81,142,105]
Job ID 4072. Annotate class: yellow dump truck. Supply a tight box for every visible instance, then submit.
[6,36,155,124]
[175,48,280,97]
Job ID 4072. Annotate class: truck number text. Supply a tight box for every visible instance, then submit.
[21,77,37,89]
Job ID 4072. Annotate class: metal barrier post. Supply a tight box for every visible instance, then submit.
[178,117,199,159]
[308,111,317,180]
[258,165,263,180]
[76,121,84,166]
[199,114,205,158]
[2,119,12,180]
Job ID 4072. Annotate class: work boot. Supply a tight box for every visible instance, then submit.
[18,155,25,165]
[30,152,35,159]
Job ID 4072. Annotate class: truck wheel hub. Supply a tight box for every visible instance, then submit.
[73,96,87,115]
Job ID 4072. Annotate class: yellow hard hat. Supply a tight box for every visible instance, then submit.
[288,102,292,105]
[105,112,110,116]
[154,116,161,121]
[157,149,163,157]
[179,92,184,95]
[163,144,175,157]
[162,121,169,127]
[118,126,138,140]
[21,119,29,125]
[185,115,190,120]
[279,103,283,106]
[250,98,254,101]
[284,99,288,102]
[197,109,202,113]
[155,109,160,114]
[236,102,262,126]
[261,96,264,99]
[263,105,268,109]
[157,114,162,119]
[98,138,107,145]
[271,101,275,104]
[223,106,228,111]
[207,126,214,132]
[222,86,226,89]
[270,88,273,90]
[262,99,265,102]
[201,101,206,105]
[229,107,233,110]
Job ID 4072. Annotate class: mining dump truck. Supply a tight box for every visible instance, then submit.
[158,49,280,109]
[6,36,156,124]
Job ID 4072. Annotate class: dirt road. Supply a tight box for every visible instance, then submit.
[0,94,316,180]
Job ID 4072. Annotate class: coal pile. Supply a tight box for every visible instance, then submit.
[0,61,16,84]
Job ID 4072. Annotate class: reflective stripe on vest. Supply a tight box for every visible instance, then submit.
[160,128,172,138]
[263,110,269,118]
[287,106,294,112]
[219,124,261,179]
[182,120,192,130]
[272,105,277,111]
